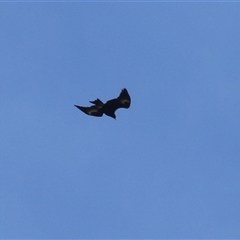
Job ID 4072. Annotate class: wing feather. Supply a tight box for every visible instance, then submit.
[104,88,131,113]
[117,88,131,108]
[74,105,103,117]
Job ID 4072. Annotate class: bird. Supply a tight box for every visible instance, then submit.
[74,88,131,120]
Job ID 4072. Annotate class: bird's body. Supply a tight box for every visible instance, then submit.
[75,88,131,119]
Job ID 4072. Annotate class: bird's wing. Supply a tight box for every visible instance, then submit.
[74,105,103,117]
[117,88,131,108]
[104,88,131,113]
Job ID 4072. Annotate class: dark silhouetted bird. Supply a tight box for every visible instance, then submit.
[74,88,131,119]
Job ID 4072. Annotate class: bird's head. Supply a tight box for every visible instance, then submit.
[106,112,116,120]
[111,114,117,120]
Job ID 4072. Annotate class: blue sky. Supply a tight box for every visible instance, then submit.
[1,2,240,239]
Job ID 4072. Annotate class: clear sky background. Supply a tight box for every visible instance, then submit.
[1,2,240,239]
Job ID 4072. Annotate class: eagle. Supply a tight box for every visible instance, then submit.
[74,88,131,119]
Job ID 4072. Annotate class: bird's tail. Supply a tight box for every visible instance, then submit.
[89,99,103,106]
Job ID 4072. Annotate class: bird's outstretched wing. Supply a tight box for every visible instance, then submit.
[74,105,103,117]
[117,88,131,108]
[105,88,131,111]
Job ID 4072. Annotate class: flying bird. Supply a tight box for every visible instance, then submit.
[74,88,131,119]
